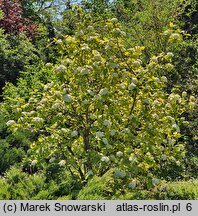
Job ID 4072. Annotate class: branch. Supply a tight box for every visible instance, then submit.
[126,90,137,128]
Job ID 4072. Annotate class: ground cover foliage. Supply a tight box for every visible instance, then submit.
[0,0,197,199]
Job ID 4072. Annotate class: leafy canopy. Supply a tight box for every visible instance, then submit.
[3,10,194,187]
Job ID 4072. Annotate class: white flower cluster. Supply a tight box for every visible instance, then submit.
[71,130,78,137]
[110,129,116,136]
[56,39,62,44]
[128,83,136,90]
[182,91,187,98]
[153,77,161,83]
[168,93,181,103]
[63,94,72,103]
[101,156,110,163]
[99,88,108,95]
[87,25,94,31]
[46,62,52,67]
[128,182,136,189]
[153,100,160,106]
[65,36,73,44]
[32,117,44,123]
[81,45,90,51]
[6,120,16,127]
[110,63,119,68]
[163,30,171,36]
[133,60,141,67]
[152,178,160,185]
[87,170,94,176]
[28,97,35,103]
[110,18,118,23]
[167,52,174,58]
[58,160,66,167]
[102,138,108,145]
[171,33,180,40]
[161,76,168,83]
[79,68,89,75]
[124,128,130,133]
[29,111,36,116]
[96,131,104,138]
[172,123,180,132]
[103,119,111,127]
[55,65,66,72]
[116,151,123,157]
[94,52,102,62]
[114,170,126,178]
[31,160,37,166]
[49,157,55,163]
[87,90,94,96]
[189,95,195,102]
[61,128,68,133]
[152,113,159,120]
[43,83,53,91]
[52,102,61,109]
[129,156,135,162]
[112,28,126,36]
[112,72,118,78]
[131,77,138,84]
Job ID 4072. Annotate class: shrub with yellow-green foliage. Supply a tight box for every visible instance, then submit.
[2,12,194,190]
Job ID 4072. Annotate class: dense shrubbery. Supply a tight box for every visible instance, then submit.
[0,29,41,100]
[0,166,198,200]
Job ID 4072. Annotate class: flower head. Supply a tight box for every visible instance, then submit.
[49,157,55,163]
[128,83,136,90]
[99,88,108,95]
[63,94,72,103]
[131,77,138,84]
[32,117,44,123]
[114,170,126,178]
[110,129,116,136]
[87,170,94,176]
[31,160,37,166]
[153,77,161,83]
[56,39,62,44]
[167,52,174,58]
[172,123,180,132]
[101,156,110,162]
[6,120,16,127]
[103,119,111,127]
[79,68,89,75]
[129,156,135,162]
[102,138,109,145]
[71,130,78,137]
[128,182,136,189]
[58,160,66,167]
[96,131,104,138]
[152,178,160,185]
[161,76,168,82]
[171,33,180,40]
[116,151,123,157]
[112,72,118,77]
[110,18,118,23]
[55,65,66,72]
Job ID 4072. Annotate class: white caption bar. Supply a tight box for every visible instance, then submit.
[0,200,197,216]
